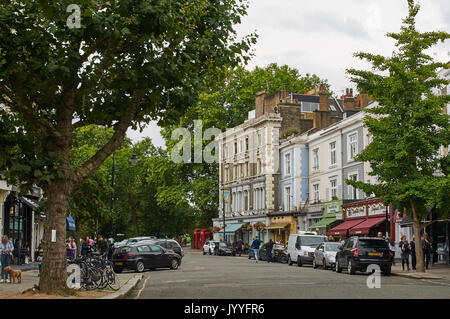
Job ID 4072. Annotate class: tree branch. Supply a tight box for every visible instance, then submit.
[73,89,147,185]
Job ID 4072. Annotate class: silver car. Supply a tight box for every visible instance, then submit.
[203,240,219,255]
[313,242,342,270]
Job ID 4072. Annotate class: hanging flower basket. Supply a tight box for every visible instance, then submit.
[241,223,251,231]
[253,222,266,231]
[212,227,221,233]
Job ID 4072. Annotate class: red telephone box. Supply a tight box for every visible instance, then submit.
[199,229,211,250]
[193,229,201,249]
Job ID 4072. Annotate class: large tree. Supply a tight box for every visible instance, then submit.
[0,0,255,294]
[346,0,449,273]
[161,63,331,228]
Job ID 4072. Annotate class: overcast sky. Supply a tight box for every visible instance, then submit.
[128,0,450,148]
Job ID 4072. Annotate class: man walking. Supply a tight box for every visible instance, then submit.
[97,235,109,258]
[266,239,274,263]
[251,237,261,263]
[236,238,243,257]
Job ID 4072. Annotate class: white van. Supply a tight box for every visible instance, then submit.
[287,232,327,266]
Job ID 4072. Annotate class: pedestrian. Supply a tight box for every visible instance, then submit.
[251,237,261,263]
[399,235,410,271]
[81,236,90,257]
[1,235,14,283]
[236,238,243,256]
[410,236,416,270]
[423,233,432,270]
[388,238,397,266]
[183,237,187,247]
[97,235,109,258]
[266,239,274,263]
[377,232,384,239]
[36,249,43,276]
[328,235,334,242]
[66,236,76,260]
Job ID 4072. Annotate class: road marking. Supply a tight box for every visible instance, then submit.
[135,275,150,299]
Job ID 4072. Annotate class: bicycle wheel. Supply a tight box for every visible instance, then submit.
[107,269,121,291]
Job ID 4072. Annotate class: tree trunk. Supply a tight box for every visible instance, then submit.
[39,182,72,295]
[411,200,425,273]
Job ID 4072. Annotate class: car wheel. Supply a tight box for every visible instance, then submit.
[336,259,342,273]
[170,258,179,270]
[323,259,327,270]
[135,261,145,273]
[313,258,318,269]
[347,259,355,275]
[203,250,206,255]
[287,255,293,266]
[209,249,212,255]
[113,267,123,273]
[297,256,302,267]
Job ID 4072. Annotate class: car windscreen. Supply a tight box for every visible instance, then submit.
[300,236,326,247]
[359,239,388,249]
[324,243,341,251]
[219,243,228,248]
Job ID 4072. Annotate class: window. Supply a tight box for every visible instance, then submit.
[240,140,243,153]
[301,102,319,112]
[349,133,358,159]
[285,153,291,175]
[258,133,262,146]
[330,141,336,166]
[245,137,249,151]
[285,186,291,211]
[149,245,164,253]
[244,190,248,211]
[330,179,337,199]
[313,183,320,203]
[349,174,358,199]
[312,148,319,171]
[137,245,151,252]
[234,142,237,154]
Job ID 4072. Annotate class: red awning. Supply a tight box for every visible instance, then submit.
[328,218,365,236]
[348,217,386,236]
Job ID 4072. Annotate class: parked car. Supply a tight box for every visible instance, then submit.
[203,240,219,255]
[111,243,181,273]
[335,236,393,275]
[121,236,156,246]
[287,232,327,267]
[150,239,184,258]
[247,243,266,260]
[114,239,128,248]
[313,242,342,270]
[214,242,236,256]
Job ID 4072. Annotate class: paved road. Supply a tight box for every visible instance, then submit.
[135,250,450,299]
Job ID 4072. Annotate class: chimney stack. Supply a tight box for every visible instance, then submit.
[319,86,329,111]
[255,90,266,117]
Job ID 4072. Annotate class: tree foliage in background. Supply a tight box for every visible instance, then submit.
[346,0,449,273]
[0,0,255,294]
[160,63,331,228]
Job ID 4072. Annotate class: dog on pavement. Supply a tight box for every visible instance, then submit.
[4,266,22,284]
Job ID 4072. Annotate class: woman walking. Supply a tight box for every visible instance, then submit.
[410,236,416,270]
[1,235,14,283]
[66,236,76,260]
[399,235,410,271]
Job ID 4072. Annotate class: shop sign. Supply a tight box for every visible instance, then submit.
[368,202,386,217]
[336,213,343,220]
[346,205,366,219]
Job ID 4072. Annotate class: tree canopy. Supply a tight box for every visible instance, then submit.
[346,0,449,272]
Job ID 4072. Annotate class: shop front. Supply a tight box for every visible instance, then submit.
[328,198,388,239]
[266,216,296,245]
[310,200,344,236]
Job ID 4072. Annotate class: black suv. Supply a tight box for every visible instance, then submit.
[335,236,393,275]
[112,243,181,273]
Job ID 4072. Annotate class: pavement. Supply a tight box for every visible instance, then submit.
[0,265,139,298]
[136,248,450,299]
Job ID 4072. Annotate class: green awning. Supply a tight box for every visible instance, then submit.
[223,223,245,233]
[310,217,336,229]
